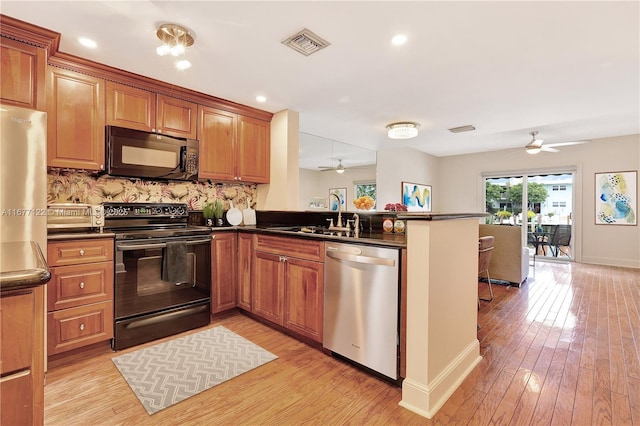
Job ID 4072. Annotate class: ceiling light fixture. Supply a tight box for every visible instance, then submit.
[391,34,408,46]
[335,160,345,174]
[156,23,194,70]
[386,122,420,139]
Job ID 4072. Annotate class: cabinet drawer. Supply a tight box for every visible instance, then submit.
[47,301,113,355]
[48,262,113,311]
[48,239,114,266]
[254,235,324,262]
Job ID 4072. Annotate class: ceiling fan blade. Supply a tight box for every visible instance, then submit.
[541,146,560,152]
[544,140,590,148]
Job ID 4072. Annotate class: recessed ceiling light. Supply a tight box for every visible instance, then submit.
[256,95,267,103]
[391,34,407,46]
[78,37,97,49]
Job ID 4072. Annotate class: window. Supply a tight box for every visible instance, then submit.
[552,201,567,208]
[552,185,567,191]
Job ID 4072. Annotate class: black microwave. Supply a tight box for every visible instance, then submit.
[106,126,199,181]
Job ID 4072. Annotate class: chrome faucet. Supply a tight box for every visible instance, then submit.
[352,213,360,238]
[329,193,343,229]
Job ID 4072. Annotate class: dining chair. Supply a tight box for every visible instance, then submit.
[478,236,495,302]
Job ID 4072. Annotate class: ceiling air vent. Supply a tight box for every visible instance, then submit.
[282,28,330,56]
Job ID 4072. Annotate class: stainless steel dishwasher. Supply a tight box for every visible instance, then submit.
[323,242,400,380]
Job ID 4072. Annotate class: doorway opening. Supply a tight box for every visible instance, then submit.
[484,171,575,263]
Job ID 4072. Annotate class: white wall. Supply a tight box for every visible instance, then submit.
[377,147,440,211]
[437,134,640,268]
[257,109,299,211]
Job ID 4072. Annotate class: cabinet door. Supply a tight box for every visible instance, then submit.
[0,291,34,375]
[47,67,105,170]
[211,233,237,313]
[0,38,45,110]
[237,115,270,183]
[0,370,33,426]
[237,233,253,311]
[253,251,285,325]
[105,81,155,132]
[198,105,237,181]
[284,257,324,342]
[157,94,197,139]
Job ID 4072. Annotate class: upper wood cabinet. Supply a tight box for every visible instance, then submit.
[46,67,105,171]
[198,105,237,181]
[157,94,197,139]
[198,105,270,183]
[105,81,155,132]
[106,81,197,139]
[238,115,270,184]
[0,38,46,110]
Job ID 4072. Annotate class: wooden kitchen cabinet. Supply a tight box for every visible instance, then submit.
[198,105,270,183]
[211,232,237,313]
[0,285,45,426]
[253,235,324,342]
[238,115,270,183]
[106,82,197,139]
[198,105,237,181]
[105,81,155,132]
[46,238,114,355]
[236,232,253,311]
[46,67,105,171]
[253,250,285,326]
[0,37,46,110]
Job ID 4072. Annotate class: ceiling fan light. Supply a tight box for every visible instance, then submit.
[335,168,345,174]
[386,122,420,139]
[526,147,541,154]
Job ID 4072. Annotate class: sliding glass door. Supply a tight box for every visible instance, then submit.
[485,171,575,262]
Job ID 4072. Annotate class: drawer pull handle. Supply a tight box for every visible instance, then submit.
[79,282,85,289]
[79,249,85,256]
[79,323,85,331]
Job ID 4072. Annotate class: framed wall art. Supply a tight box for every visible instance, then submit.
[595,170,637,225]
[401,181,432,212]
[329,187,346,212]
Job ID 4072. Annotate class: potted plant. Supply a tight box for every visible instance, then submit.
[202,202,215,226]
[213,199,224,226]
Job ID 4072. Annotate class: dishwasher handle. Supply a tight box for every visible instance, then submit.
[326,249,395,266]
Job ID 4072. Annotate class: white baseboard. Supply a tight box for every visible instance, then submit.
[399,339,482,419]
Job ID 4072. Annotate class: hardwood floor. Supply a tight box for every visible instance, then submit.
[43,261,640,425]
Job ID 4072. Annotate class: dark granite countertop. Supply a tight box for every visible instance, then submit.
[0,241,51,291]
[236,226,407,248]
[47,231,116,240]
[396,212,489,221]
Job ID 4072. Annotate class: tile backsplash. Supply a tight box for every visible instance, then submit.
[47,169,257,211]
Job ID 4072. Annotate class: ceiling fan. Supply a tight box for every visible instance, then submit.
[318,159,346,173]
[525,131,590,154]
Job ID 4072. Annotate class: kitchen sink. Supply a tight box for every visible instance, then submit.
[265,225,333,235]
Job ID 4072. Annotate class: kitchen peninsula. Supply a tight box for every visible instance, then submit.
[397,212,487,418]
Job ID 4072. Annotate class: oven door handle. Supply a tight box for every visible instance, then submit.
[116,238,211,251]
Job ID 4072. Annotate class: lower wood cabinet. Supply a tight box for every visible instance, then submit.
[252,235,324,342]
[0,285,45,426]
[237,233,253,311]
[211,232,237,313]
[46,238,114,355]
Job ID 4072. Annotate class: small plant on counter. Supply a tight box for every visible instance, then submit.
[202,202,215,219]
[213,199,224,219]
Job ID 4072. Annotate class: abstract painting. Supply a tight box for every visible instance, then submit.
[329,187,346,212]
[401,182,432,212]
[595,171,637,225]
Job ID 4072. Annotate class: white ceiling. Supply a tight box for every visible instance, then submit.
[3,1,639,162]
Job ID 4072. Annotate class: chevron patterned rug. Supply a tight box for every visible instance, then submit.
[112,326,277,415]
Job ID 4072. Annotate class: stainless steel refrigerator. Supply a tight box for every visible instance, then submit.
[0,105,48,253]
